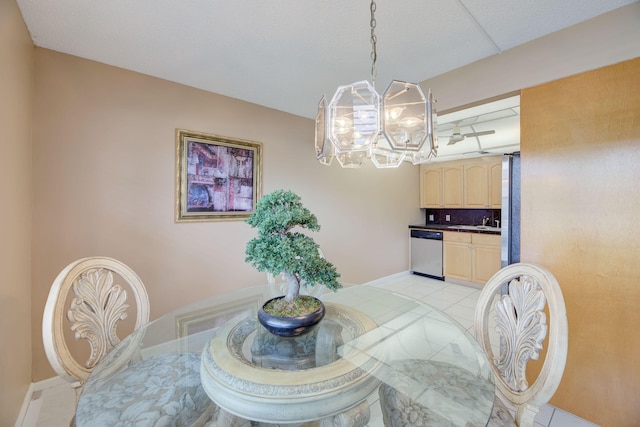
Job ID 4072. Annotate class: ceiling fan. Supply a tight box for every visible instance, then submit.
[446,123,496,145]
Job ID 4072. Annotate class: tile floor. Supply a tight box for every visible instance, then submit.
[20,273,598,427]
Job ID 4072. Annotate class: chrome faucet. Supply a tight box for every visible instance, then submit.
[482,216,490,226]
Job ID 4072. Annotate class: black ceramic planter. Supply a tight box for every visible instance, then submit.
[258,296,325,337]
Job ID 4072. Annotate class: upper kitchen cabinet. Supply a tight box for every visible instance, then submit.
[443,165,463,207]
[489,160,502,207]
[420,164,463,208]
[420,157,500,209]
[420,93,519,208]
[420,164,464,208]
[420,168,442,207]
[464,157,503,208]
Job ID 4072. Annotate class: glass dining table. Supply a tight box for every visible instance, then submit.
[75,283,495,427]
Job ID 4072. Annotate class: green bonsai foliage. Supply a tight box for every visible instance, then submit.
[245,189,341,304]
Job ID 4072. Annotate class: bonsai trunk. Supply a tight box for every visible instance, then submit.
[284,272,301,302]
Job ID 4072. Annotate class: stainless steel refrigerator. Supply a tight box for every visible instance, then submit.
[501,153,520,267]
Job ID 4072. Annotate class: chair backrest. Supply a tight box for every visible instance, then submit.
[42,257,150,388]
[474,263,568,427]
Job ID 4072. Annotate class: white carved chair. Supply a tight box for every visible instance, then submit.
[379,263,568,427]
[42,257,150,398]
[475,263,568,426]
[42,257,215,426]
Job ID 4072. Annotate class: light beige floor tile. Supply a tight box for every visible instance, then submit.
[535,403,555,426]
[34,382,75,427]
[549,408,600,427]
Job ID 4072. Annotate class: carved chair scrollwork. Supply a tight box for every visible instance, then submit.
[379,263,568,427]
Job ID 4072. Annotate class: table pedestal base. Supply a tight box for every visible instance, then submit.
[211,399,371,427]
[201,303,382,425]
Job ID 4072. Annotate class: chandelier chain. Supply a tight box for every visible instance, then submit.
[370,0,377,87]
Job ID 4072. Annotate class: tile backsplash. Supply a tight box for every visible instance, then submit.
[424,208,501,227]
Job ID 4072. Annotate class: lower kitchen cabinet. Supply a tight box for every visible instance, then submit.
[471,234,502,283]
[443,232,501,285]
[443,232,472,281]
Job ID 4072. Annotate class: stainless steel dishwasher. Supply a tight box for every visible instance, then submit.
[410,229,444,280]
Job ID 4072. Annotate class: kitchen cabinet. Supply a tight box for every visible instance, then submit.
[420,164,463,208]
[463,164,489,208]
[463,157,502,208]
[420,168,442,208]
[443,232,501,284]
[471,233,502,283]
[421,156,501,208]
[443,165,463,207]
[443,232,472,281]
[489,160,502,208]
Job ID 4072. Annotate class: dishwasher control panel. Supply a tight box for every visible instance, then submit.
[410,229,443,240]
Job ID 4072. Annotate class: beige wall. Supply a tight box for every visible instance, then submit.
[30,49,422,381]
[0,0,34,424]
[521,58,640,427]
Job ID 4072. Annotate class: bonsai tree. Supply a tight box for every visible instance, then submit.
[245,189,341,309]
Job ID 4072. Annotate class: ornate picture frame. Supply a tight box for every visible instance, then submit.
[175,129,262,222]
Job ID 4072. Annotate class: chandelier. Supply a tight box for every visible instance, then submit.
[315,0,438,168]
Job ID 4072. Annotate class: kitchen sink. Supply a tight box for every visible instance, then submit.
[447,225,502,232]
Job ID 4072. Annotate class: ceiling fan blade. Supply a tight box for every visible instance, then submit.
[446,134,465,145]
[463,130,495,138]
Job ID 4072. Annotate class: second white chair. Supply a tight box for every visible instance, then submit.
[379,263,568,427]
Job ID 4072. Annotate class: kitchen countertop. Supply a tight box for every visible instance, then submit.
[409,224,501,235]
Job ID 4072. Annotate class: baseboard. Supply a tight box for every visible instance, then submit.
[15,376,67,427]
[444,277,484,290]
[15,382,36,427]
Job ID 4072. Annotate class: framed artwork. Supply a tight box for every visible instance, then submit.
[175,129,262,222]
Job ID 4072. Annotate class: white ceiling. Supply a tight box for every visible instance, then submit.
[16,0,635,121]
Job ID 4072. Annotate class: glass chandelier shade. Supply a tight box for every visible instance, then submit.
[314,96,333,166]
[370,134,406,168]
[330,80,379,155]
[315,82,437,168]
[407,89,438,165]
[383,81,428,151]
